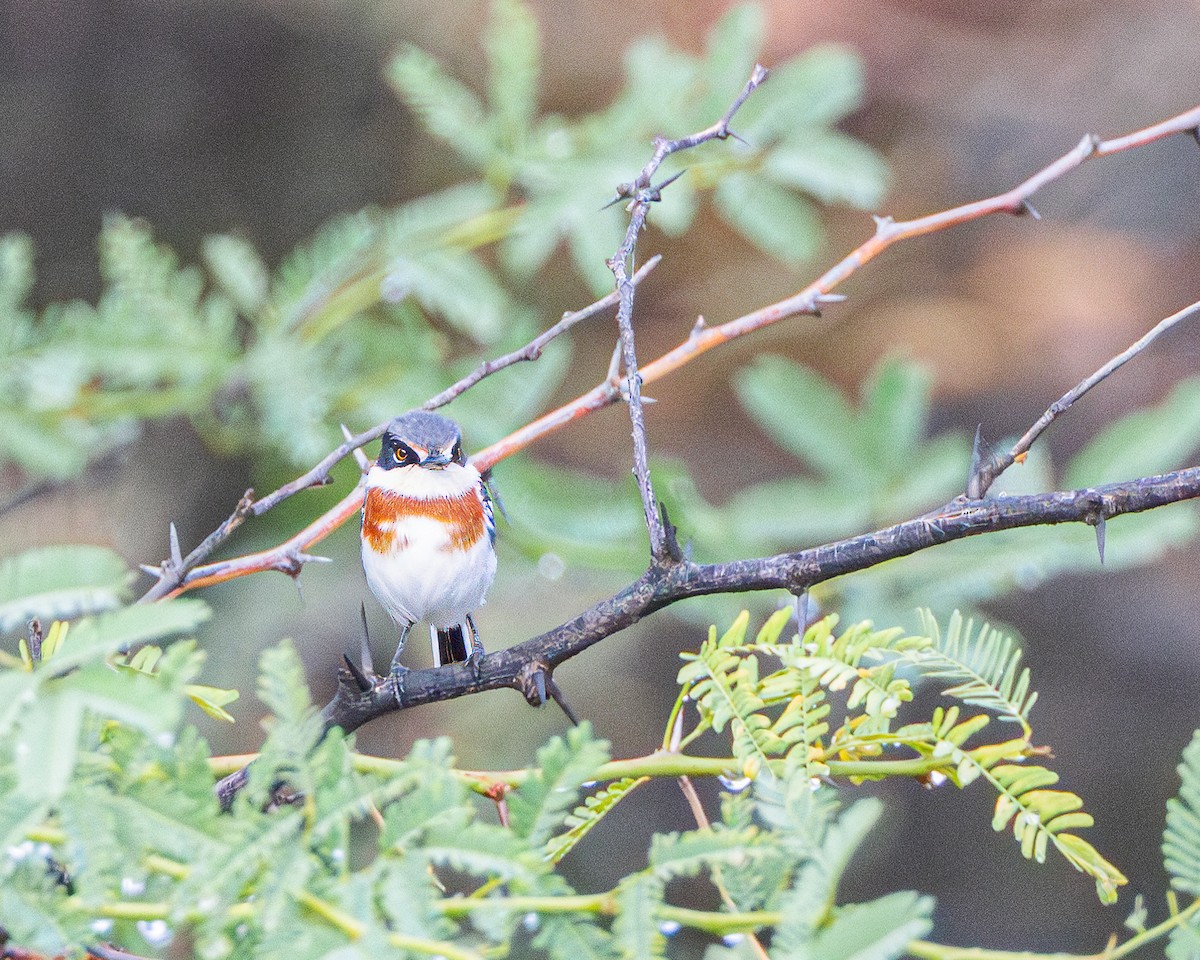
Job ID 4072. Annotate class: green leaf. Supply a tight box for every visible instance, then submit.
[388,46,493,168]
[713,172,823,266]
[547,776,648,864]
[702,4,765,120]
[904,610,1036,730]
[0,545,132,633]
[806,891,934,960]
[257,638,315,728]
[1164,730,1200,897]
[1167,916,1200,960]
[734,355,861,478]
[613,876,665,960]
[534,915,618,960]
[648,826,764,880]
[486,0,541,146]
[0,232,35,339]
[395,246,518,345]
[764,131,887,209]
[53,600,211,671]
[861,359,932,464]
[738,44,866,141]
[186,683,240,722]
[508,722,611,850]
[203,234,269,317]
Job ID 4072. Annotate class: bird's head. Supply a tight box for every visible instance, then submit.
[377,410,465,471]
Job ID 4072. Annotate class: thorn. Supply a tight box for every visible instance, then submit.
[660,501,683,563]
[651,168,687,194]
[966,425,988,499]
[691,315,707,336]
[872,214,895,235]
[533,668,547,706]
[1017,200,1042,220]
[139,563,163,578]
[1094,515,1107,564]
[294,552,332,566]
[724,128,750,147]
[793,588,810,629]
[815,293,847,305]
[545,675,581,726]
[169,522,183,570]
[602,182,636,210]
[343,653,372,693]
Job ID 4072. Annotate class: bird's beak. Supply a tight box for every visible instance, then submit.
[421,450,454,469]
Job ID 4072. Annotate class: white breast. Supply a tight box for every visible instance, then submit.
[361,464,497,629]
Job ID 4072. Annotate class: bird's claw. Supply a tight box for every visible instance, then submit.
[389,662,409,704]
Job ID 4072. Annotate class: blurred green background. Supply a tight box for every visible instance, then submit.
[3,0,1200,952]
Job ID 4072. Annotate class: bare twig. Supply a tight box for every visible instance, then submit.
[607,66,769,561]
[611,197,666,558]
[969,298,1200,498]
[424,254,662,410]
[472,101,1200,472]
[137,262,662,601]
[159,101,1200,599]
[139,490,256,602]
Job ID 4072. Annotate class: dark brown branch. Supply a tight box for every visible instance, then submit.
[214,462,1200,809]
[969,297,1200,497]
[316,466,1200,736]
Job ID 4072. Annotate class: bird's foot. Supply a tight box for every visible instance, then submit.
[389,662,409,704]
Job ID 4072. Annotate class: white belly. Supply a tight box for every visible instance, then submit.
[362,515,497,628]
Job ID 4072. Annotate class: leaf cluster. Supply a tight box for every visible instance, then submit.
[677,607,1125,901]
[0,555,1197,958]
[389,3,885,292]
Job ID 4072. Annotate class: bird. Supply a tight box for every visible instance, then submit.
[360,410,496,680]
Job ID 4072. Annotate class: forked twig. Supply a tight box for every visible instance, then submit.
[969,297,1200,497]
[607,65,770,561]
[153,102,1200,600]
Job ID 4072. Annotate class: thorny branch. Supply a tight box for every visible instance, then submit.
[210,463,1200,809]
[150,93,1200,814]
[153,98,1200,601]
[135,256,663,602]
[606,65,770,562]
[969,297,1200,498]
[216,460,1200,807]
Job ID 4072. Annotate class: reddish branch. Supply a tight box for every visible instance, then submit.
[158,98,1200,602]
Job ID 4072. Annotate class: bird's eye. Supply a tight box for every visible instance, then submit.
[393,441,416,465]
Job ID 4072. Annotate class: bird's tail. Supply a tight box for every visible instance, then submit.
[433,624,469,666]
